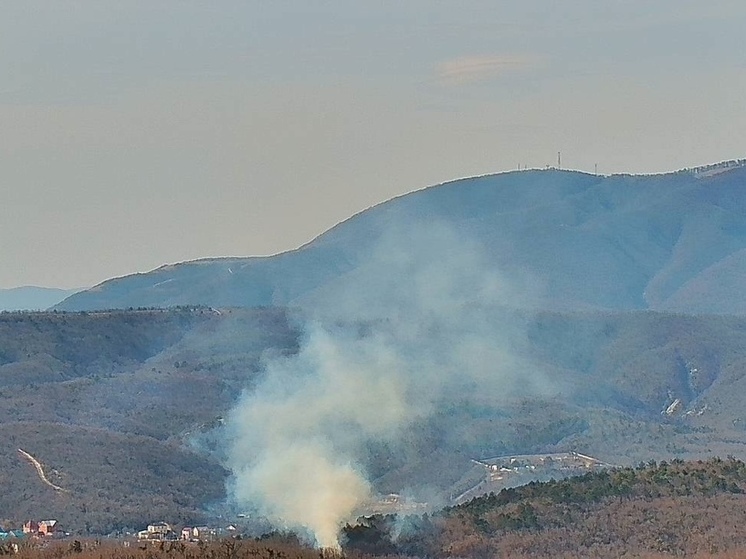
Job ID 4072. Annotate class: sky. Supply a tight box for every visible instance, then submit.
[1,1,745,289]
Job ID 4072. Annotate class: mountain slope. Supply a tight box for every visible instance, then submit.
[55,164,746,314]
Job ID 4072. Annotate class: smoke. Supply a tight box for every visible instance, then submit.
[225,220,549,547]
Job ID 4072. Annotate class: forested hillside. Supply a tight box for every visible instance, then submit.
[2,307,746,534]
[0,308,299,533]
[344,458,746,558]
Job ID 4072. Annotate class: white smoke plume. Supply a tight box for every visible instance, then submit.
[225,221,548,547]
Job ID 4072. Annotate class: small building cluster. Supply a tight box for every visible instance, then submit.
[180,526,218,542]
[137,522,226,543]
[3,519,234,544]
[137,522,178,542]
[0,528,25,541]
[22,520,58,537]
[0,520,60,541]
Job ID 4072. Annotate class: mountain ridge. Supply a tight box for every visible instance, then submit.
[55,164,746,314]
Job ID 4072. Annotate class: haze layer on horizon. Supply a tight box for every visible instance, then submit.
[2,1,745,288]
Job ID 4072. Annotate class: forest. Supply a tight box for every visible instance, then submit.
[340,457,746,558]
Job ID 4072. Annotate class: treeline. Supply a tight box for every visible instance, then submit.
[1,538,331,559]
[8,525,746,559]
[458,456,746,513]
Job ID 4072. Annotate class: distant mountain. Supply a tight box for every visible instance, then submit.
[55,163,746,314]
[1,286,81,311]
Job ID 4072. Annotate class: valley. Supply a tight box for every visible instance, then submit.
[3,303,746,534]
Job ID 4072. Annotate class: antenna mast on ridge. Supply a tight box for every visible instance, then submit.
[557,151,561,169]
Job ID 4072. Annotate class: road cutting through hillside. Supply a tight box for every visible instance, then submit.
[17,449,68,492]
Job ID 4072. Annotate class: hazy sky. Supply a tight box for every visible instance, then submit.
[2,1,745,288]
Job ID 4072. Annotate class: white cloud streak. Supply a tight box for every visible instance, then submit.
[436,54,542,85]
